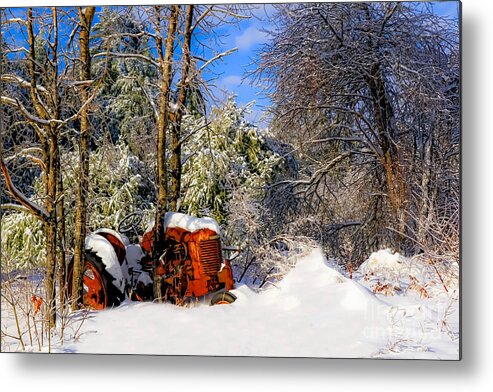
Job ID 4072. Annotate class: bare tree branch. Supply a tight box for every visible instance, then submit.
[0,159,49,220]
[92,51,160,67]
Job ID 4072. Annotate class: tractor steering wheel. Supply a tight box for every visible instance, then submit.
[118,211,144,236]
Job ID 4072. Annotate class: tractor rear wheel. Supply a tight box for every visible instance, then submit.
[66,251,124,310]
[81,259,108,310]
[210,291,237,305]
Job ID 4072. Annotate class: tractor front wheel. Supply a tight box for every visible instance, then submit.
[210,291,237,305]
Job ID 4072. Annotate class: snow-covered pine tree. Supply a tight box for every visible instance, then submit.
[92,7,159,160]
[1,143,155,269]
[180,98,280,223]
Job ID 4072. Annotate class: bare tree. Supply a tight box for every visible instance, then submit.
[255,2,459,260]
[1,8,63,326]
[151,5,180,301]
[72,6,96,310]
[169,4,194,212]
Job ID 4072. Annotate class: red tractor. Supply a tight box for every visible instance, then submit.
[67,211,239,310]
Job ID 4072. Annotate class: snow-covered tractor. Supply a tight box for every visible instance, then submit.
[67,211,238,310]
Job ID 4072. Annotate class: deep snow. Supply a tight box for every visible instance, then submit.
[52,248,459,359]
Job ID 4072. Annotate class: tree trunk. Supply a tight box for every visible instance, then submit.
[45,134,58,328]
[416,133,433,249]
[49,7,66,308]
[27,9,49,120]
[28,8,59,327]
[170,5,194,212]
[57,158,66,305]
[72,6,95,310]
[367,64,407,238]
[153,5,180,302]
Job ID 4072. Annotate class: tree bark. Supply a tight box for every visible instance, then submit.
[47,6,66,309]
[45,134,58,327]
[367,64,407,237]
[26,9,49,120]
[153,5,180,302]
[416,133,433,248]
[57,156,66,305]
[170,5,194,212]
[72,6,95,310]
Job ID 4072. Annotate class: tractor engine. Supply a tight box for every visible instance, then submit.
[139,212,235,304]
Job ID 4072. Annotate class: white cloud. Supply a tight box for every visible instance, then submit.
[235,26,270,51]
[218,75,241,90]
[221,75,243,88]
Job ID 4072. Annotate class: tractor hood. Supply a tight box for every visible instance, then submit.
[145,212,221,235]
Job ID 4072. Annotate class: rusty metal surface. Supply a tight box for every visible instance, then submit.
[137,224,235,304]
[82,261,107,310]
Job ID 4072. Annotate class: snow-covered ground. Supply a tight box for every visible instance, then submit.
[1,248,459,359]
[53,249,459,358]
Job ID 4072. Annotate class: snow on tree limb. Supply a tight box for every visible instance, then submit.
[5,47,29,55]
[62,84,100,125]
[0,96,52,128]
[4,148,46,171]
[0,74,49,96]
[66,79,96,87]
[189,48,238,84]
[0,203,30,214]
[191,6,215,32]
[5,18,27,26]
[0,159,49,221]
[93,51,160,67]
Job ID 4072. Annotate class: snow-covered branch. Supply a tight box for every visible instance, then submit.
[4,148,46,171]
[66,79,96,88]
[191,6,214,32]
[92,52,159,68]
[0,159,49,221]
[61,80,101,126]
[0,203,30,214]
[189,48,238,83]
[5,47,29,55]
[1,96,51,128]
[0,74,50,97]
[5,18,27,26]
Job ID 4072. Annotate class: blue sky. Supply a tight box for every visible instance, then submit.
[2,4,274,124]
[431,0,461,18]
[198,4,276,125]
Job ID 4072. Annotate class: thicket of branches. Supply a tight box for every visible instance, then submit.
[254,2,459,265]
[1,2,459,332]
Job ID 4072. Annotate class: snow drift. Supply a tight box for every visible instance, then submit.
[358,248,459,298]
[60,248,459,359]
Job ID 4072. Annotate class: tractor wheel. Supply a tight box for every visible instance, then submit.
[66,251,124,310]
[210,291,237,306]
